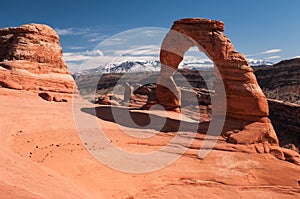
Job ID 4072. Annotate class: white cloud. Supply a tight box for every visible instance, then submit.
[55,28,74,36]
[246,48,281,57]
[64,52,114,72]
[66,55,115,73]
[63,53,89,62]
[87,34,109,42]
[113,45,160,56]
[263,49,281,54]
[265,55,281,59]
[141,30,161,37]
[55,27,106,39]
[63,49,104,62]
[66,62,81,73]
[292,55,300,59]
[183,56,212,62]
[100,37,124,46]
[89,38,104,42]
[54,27,89,36]
[67,46,86,50]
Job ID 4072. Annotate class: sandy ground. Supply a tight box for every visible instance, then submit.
[0,87,299,198]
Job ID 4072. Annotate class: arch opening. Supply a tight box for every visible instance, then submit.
[173,46,216,123]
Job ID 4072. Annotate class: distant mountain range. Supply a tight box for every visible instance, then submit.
[75,59,274,75]
[247,59,274,68]
[102,60,161,73]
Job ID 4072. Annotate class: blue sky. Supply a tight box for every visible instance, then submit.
[1,0,300,70]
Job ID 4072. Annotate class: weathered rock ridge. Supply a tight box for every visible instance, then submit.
[0,23,75,94]
[152,18,278,145]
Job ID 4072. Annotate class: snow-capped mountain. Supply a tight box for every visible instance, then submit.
[102,60,161,73]
[74,59,272,75]
[76,59,215,75]
[247,59,273,67]
[180,60,214,70]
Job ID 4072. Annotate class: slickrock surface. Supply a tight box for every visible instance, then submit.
[0,87,300,198]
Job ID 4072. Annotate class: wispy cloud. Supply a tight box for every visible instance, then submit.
[263,49,281,54]
[265,55,281,59]
[55,26,111,57]
[112,45,160,56]
[63,45,160,64]
[63,49,104,62]
[246,48,281,57]
[66,46,87,50]
[55,27,108,42]
[55,27,92,36]
[55,28,75,36]
[88,35,110,42]
[64,49,110,72]
[100,37,125,46]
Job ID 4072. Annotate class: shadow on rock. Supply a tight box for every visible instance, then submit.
[81,106,210,133]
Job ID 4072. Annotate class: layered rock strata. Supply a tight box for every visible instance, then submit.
[0,24,75,94]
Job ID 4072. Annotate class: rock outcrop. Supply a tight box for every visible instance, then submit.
[268,99,300,152]
[152,18,278,145]
[0,23,75,94]
[255,58,300,104]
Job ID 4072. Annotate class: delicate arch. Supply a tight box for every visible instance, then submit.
[155,18,278,145]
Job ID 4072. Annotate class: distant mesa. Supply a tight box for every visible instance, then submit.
[0,23,75,97]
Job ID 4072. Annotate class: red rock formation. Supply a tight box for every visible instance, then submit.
[155,18,278,145]
[0,23,75,94]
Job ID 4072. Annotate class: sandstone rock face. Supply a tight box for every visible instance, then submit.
[155,18,278,145]
[0,24,75,93]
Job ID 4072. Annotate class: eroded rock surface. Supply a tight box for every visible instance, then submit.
[0,23,75,94]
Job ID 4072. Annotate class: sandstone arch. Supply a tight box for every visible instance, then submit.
[156,18,278,145]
